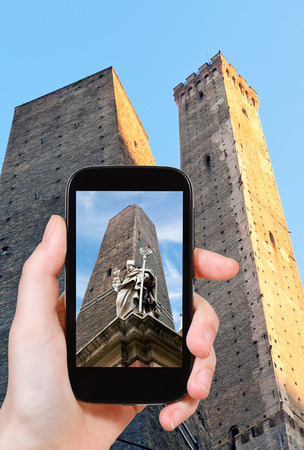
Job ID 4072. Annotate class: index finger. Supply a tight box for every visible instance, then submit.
[194,248,239,280]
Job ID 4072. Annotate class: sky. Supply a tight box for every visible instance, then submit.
[1,1,303,284]
[76,191,183,329]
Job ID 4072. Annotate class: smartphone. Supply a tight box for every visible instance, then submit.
[65,166,194,404]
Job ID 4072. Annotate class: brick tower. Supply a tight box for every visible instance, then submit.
[0,69,212,448]
[0,66,154,403]
[76,203,182,368]
[76,203,174,354]
[174,52,304,449]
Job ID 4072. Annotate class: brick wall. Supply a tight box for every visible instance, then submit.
[76,204,174,351]
[222,55,304,425]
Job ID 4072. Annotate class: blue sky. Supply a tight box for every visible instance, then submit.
[1,1,303,284]
[76,191,183,329]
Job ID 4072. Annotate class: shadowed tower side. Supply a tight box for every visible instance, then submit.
[174,52,304,449]
[76,203,175,353]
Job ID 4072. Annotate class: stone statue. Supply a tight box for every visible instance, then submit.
[114,259,160,319]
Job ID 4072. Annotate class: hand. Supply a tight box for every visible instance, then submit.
[0,215,238,449]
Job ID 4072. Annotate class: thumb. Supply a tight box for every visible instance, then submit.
[15,215,66,322]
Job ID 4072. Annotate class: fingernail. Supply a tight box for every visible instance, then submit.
[171,409,185,430]
[203,329,214,355]
[42,216,56,242]
[197,369,212,396]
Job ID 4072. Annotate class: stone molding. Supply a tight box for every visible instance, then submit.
[76,312,183,367]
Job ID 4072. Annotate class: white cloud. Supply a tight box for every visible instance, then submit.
[168,290,182,299]
[164,256,182,281]
[77,215,109,242]
[163,256,182,328]
[76,272,91,299]
[77,191,96,213]
[156,221,182,243]
[172,309,182,331]
[76,192,112,242]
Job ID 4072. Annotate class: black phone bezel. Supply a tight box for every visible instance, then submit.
[65,166,194,404]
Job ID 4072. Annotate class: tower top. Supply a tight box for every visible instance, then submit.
[108,203,154,228]
[173,52,259,110]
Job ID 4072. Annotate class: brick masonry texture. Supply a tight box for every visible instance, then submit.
[0,68,212,448]
[174,52,304,449]
[112,404,213,450]
[76,204,174,352]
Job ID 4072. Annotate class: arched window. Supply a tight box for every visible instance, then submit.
[289,419,296,429]
[226,69,230,78]
[269,231,275,245]
[229,426,239,450]
[232,76,236,85]
[242,108,248,118]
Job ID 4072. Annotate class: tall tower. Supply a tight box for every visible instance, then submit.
[174,52,304,449]
[0,66,154,404]
[0,68,212,448]
[76,203,176,355]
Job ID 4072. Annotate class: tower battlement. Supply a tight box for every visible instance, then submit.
[215,408,304,449]
[174,52,259,110]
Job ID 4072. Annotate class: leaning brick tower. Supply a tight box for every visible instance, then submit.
[174,52,304,449]
[76,203,175,353]
[0,68,212,448]
[0,66,155,404]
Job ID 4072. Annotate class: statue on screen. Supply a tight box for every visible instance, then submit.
[113,248,160,319]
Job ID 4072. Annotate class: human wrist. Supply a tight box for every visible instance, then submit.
[0,409,21,449]
[0,405,45,450]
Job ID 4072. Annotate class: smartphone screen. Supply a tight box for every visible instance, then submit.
[76,191,183,368]
[66,166,193,403]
